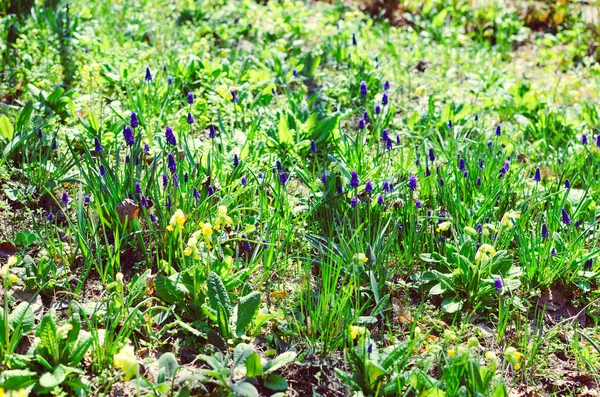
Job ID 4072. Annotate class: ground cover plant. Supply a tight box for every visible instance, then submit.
[1,0,600,395]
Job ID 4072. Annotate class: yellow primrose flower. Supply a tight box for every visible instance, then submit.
[202,223,213,237]
[349,325,368,340]
[355,253,368,263]
[214,206,233,230]
[501,210,521,228]
[485,351,497,361]
[447,349,456,357]
[482,223,498,236]
[8,274,18,284]
[57,324,73,339]
[7,256,17,268]
[464,226,478,237]
[166,209,186,231]
[475,244,496,265]
[436,221,451,232]
[114,343,138,381]
[504,346,523,370]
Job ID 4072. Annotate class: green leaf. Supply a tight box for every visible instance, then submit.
[207,272,232,315]
[263,351,297,374]
[0,114,14,140]
[154,273,186,306]
[334,368,361,391]
[9,301,34,334]
[36,310,60,366]
[39,365,66,388]
[264,374,288,391]
[0,369,37,389]
[441,297,463,313]
[69,331,92,366]
[233,343,256,370]
[230,381,259,397]
[235,291,261,337]
[15,101,33,133]
[429,283,446,296]
[88,111,99,132]
[277,113,293,145]
[159,353,179,379]
[245,353,263,377]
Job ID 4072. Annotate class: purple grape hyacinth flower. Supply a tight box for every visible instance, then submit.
[145,67,152,81]
[123,125,135,147]
[350,171,360,189]
[130,111,139,129]
[562,208,571,225]
[165,126,177,146]
[360,81,367,98]
[187,91,194,105]
[408,175,417,191]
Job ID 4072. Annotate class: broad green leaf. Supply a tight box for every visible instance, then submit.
[39,365,66,388]
[0,114,14,140]
[9,301,34,334]
[263,351,297,374]
[429,283,446,296]
[88,111,99,132]
[264,374,288,391]
[15,101,33,133]
[36,310,60,366]
[235,291,261,337]
[441,297,463,313]
[277,113,293,145]
[233,343,256,370]
[245,353,263,377]
[159,353,179,379]
[207,272,232,314]
[230,381,259,397]
[334,368,361,390]
[69,331,92,366]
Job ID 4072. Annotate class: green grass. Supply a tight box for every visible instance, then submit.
[1,0,600,395]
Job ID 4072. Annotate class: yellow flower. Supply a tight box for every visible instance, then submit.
[202,223,213,237]
[475,244,496,265]
[166,209,186,231]
[485,351,497,361]
[447,349,456,357]
[349,325,368,340]
[114,343,138,381]
[504,346,523,370]
[355,253,368,263]
[501,210,521,228]
[57,324,73,339]
[464,226,478,237]
[214,206,233,230]
[436,221,451,232]
[8,274,18,284]
[7,256,17,268]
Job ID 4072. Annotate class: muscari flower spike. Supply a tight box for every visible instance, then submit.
[429,148,435,162]
[384,80,390,90]
[135,182,142,194]
[231,90,238,103]
[541,222,549,239]
[377,195,384,205]
[209,124,217,138]
[534,167,541,183]
[494,277,503,292]
[168,152,177,174]
[495,125,501,136]
[415,200,422,208]
[162,173,168,187]
[375,104,381,115]
[186,112,195,125]
[279,171,288,186]
[565,179,571,189]
[145,67,152,81]
[233,154,239,167]
[358,118,365,130]
[94,136,103,153]
[360,81,367,98]
[99,164,107,177]
[351,196,357,208]
[582,134,588,145]
[382,92,388,106]
[321,173,327,185]
[350,171,360,189]
[408,175,417,191]
[123,125,135,147]
[310,140,317,153]
[165,126,177,146]
[61,191,69,204]
[241,176,247,186]
[130,111,139,129]
[167,76,174,85]
[187,91,194,105]
[458,158,465,172]
[562,208,571,225]
[292,68,298,77]
[365,181,373,193]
